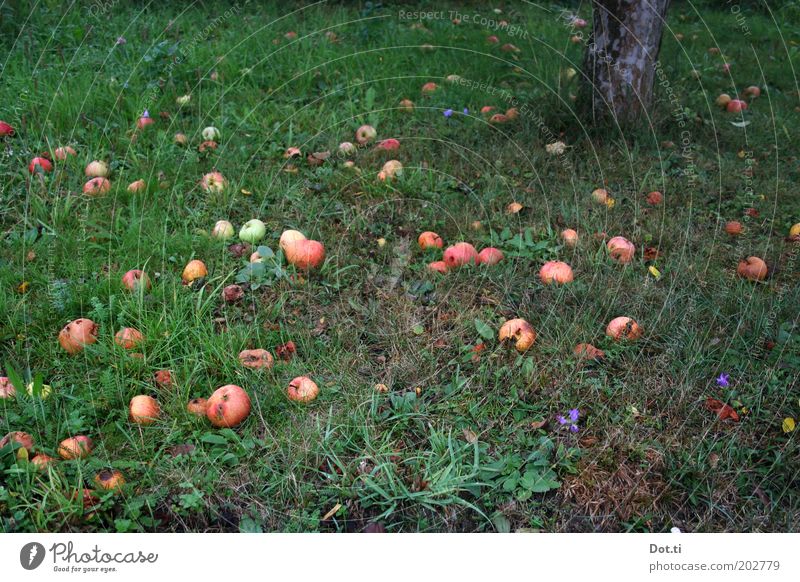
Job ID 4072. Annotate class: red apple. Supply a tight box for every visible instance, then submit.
[129,395,160,424]
[83,177,111,195]
[0,431,34,453]
[355,125,377,145]
[725,221,743,236]
[187,397,208,416]
[58,435,93,459]
[136,114,154,130]
[206,384,251,427]
[539,261,574,284]
[421,82,438,93]
[53,146,76,160]
[31,454,57,469]
[607,236,636,264]
[376,138,400,151]
[127,179,146,193]
[115,327,144,349]
[28,157,53,174]
[726,99,748,113]
[737,256,768,281]
[489,113,509,124]
[646,191,663,205]
[427,261,448,274]
[285,239,325,270]
[58,318,99,355]
[0,121,14,137]
[121,269,151,292]
[239,349,274,369]
[418,231,443,249]
[499,318,536,353]
[0,377,16,398]
[201,171,227,193]
[591,188,609,204]
[154,369,173,388]
[561,229,579,247]
[443,242,478,269]
[182,259,208,284]
[279,229,307,253]
[477,247,504,265]
[742,85,761,99]
[715,93,732,108]
[287,376,319,403]
[606,317,643,341]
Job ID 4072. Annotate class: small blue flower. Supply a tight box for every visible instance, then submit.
[443,109,454,118]
[463,108,469,115]
[556,415,567,425]
[569,424,579,433]
[569,408,580,422]
[716,373,729,388]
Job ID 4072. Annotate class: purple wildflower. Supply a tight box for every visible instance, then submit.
[116,36,127,45]
[716,373,729,388]
[569,424,579,433]
[443,109,454,118]
[556,415,567,425]
[569,408,580,422]
[463,108,469,115]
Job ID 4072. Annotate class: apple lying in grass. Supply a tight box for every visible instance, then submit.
[646,191,663,205]
[737,256,768,281]
[202,126,220,141]
[83,177,111,195]
[201,171,227,193]
[239,349,274,369]
[489,113,509,124]
[29,157,53,174]
[0,121,14,137]
[499,318,537,353]
[506,202,523,214]
[127,179,146,193]
[428,261,448,274]
[607,236,636,263]
[356,124,377,145]
[182,259,208,284]
[53,146,76,160]
[212,220,235,240]
[726,99,748,113]
[0,431,34,453]
[129,395,160,424]
[174,133,188,146]
[136,112,154,129]
[505,107,519,120]
[85,160,109,178]
[154,369,172,388]
[421,82,438,93]
[31,454,57,469]
[716,93,732,108]
[280,229,307,252]
[206,384,251,427]
[122,269,150,292]
[58,435,93,459]
[418,231,443,249]
[574,343,605,360]
[376,138,400,151]
[94,470,125,491]
[239,219,266,243]
[561,229,579,247]
[0,377,15,398]
[285,239,325,270]
[725,221,743,235]
[59,318,98,354]
[591,188,609,204]
[222,284,244,303]
[287,376,319,403]
[187,397,208,416]
[477,247,504,265]
[399,99,415,112]
[790,223,800,237]
[115,327,143,349]
[742,85,761,99]
[377,160,403,181]
[443,242,478,268]
[606,316,642,341]
[338,141,356,155]
[539,261,574,284]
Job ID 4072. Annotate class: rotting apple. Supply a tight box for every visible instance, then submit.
[129,395,160,424]
[443,242,478,268]
[59,318,98,355]
[606,316,643,341]
[561,229,579,247]
[499,318,537,353]
[115,327,144,350]
[355,124,377,145]
[58,435,93,460]
[378,160,403,181]
[0,377,16,398]
[428,261,448,274]
[85,160,109,178]
[539,261,574,284]
[212,220,235,240]
[181,259,208,284]
[646,191,663,205]
[287,376,319,403]
[31,454,57,469]
[737,256,768,281]
[53,146,76,160]
[187,397,208,416]
[222,284,245,303]
[477,247,504,265]
[418,231,443,250]
[725,221,743,236]
[338,141,356,155]
[206,384,251,428]
[94,469,125,492]
[607,236,636,264]
[201,171,227,193]
[122,269,150,292]
[574,343,605,360]
[83,177,111,196]
[127,179,146,193]
[28,157,53,174]
[154,369,173,388]
[0,431,34,453]
[238,349,274,370]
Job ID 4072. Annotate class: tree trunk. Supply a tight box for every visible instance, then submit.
[582,0,671,125]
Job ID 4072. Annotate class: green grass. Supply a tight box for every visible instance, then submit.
[0,0,798,532]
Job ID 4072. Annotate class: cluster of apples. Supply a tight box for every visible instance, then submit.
[418,232,504,274]
[716,85,760,113]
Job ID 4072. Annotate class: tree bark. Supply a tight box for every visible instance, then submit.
[582,0,671,126]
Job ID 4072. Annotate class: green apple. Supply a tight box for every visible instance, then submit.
[202,126,220,141]
[239,219,266,243]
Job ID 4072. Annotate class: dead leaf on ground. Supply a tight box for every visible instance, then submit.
[705,398,740,422]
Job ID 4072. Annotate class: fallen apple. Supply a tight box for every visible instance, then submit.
[58,435,93,459]
[239,219,267,243]
[421,82,438,93]
[376,138,400,151]
[287,376,319,403]
[743,85,761,99]
[212,220,235,240]
[606,316,643,341]
[443,242,478,268]
[181,259,208,284]
[646,191,663,205]
[53,146,77,160]
[716,93,732,108]
[355,124,377,145]
[31,454,57,470]
[418,231,443,249]
[129,395,160,424]
[428,261,448,274]
[399,99,415,112]
[0,377,15,398]
[505,107,519,120]
[0,431,34,453]
[725,221,743,236]
[94,469,125,491]
[591,188,609,204]
[222,284,245,303]
[539,261,574,284]
[239,349,274,369]
[85,160,109,178]
[115,327,144,349]
[136,112,154,129]
[83,177,111,195]
[202,126,220,141]
[174,133,188,146]
[477,247,504,265]
[489,113,509,124]
[506,202,523,214]
[561,228,579,247]
[176,94,191,106]
[127,179,146,193]
[59,318,99,355]
[338,141,356,155]
[607,236,636,264]
[790,223,800,237]
[280,229,307,253]
[499,318,537,353]
[26,381,52,399]
[0,121,14,137]
[726,99,748,113]
[574,343,605,360]
[122,269,151,292]
[737,256,768,281]
[154,369,173,388]
[378,160,403,181]
[187,397,208,416]
[285,239,325,270]
[206,384,251,427]
[201,171,227,193]
[28,157,53,174]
